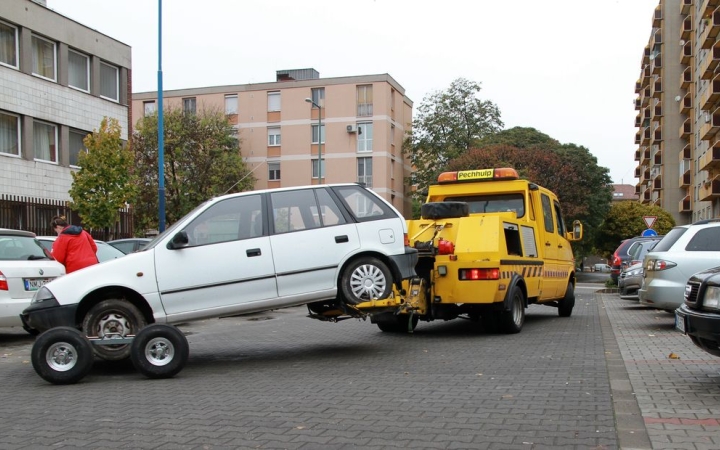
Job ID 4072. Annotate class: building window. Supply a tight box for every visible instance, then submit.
[358,157,372,188]
[69,130,89,167]
[0,111,20,156]
[33,120,57,163]
[68,49,89,92]
[144,101,156,116]
[357,85,373,117]
[311,87,325,108]
[312,124,325,144]
[268,161,280,181]
[0,20,18,69]
[268,127,281,146]
[183,97,196,114]
[32,34,56,81]
[225,94,238,115]
[390,88,395,111]
[357,123,373,152]
[100,61,119,101]
[312,159,326,179]
[268,92,281,112]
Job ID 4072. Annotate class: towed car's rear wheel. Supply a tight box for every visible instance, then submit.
[340,257,392,305]
[82,299,147,361]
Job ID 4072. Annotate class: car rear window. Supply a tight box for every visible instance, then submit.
[651,227,688,252]
[685,227,720,251]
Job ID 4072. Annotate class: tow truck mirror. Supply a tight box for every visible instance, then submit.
[568,220,583,242]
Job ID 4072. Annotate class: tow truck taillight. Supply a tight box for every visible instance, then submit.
[0,271,8,291]
[437,238,455,255]
[459,268,499,280]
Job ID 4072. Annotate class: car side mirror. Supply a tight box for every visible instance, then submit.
[167,231,189,249]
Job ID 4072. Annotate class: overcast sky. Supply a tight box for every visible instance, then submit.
[48,0,659,185]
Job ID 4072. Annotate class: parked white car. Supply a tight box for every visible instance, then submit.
[0,228,65,334]
[22,184,417,359]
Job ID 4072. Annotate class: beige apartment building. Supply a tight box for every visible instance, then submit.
[635,0,720,224]
[132,69,414,217]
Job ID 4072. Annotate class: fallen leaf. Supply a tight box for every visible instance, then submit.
[668,352,681,360]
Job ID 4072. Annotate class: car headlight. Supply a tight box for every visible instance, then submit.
[702,286,720,311]
[31,286,56,304]
[627,268,642,277]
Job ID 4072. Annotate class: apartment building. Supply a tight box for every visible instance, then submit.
[132,69,414,216]
[635,0,720,224]
[0,0,131,204]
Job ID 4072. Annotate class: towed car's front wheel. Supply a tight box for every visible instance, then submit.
[340,257,392,305]
[82,299,147,361]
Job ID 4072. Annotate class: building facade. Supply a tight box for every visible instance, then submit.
[132,69,414,216]
[0,0,131,203]
[635,0,720,224]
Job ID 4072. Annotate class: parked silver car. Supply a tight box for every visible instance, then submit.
[639,220,720,312]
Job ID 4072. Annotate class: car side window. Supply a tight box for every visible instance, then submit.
[540,194,554,233]
[184,195,263,246]
[271,189,322,234]
[552,200,566,236]
[685,228,720,251]
[113,242,135,254]
[331,185,393,222]
[315,189,347,226]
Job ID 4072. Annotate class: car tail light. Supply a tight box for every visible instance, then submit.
[403,233,410,247]
[0,271,8,291]
[611,253,621,267]
[459,268,499,280]
[646,259,677,271]
[437,238,455,255]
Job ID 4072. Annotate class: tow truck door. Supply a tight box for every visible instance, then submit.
[539,193,563,298]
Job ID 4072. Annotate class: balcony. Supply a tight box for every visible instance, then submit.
[700,107,720,140]
[652,127,663,144]
[635,131,641,145]
[640,166,651,183]
[634,97,641,110]
[653,103,662,120]
[700,74,720,110]
[682,142,692,160]
[652,78,662,98]
[635,79,642,94]
[643,63,651,81]
[635,149,641,162]
[699,175,720,200]
[681,67,693,90]
[699,143,720,171]
[702,6,720,49]
[642,189,651,204]
[683,0,693,16]
[642,87,652,106]
[682,15,693,40]
[703,0,720,16]
[652,191,662,205]
[679,158,692,187]
[701,40,720,79]
[635,184,642,195]
[643,46,651,65]
[642,127,652,146]
[635,164,642,176]
[679,195,692,212]
[680,118,693,138]
[653,5,663,27]
[681,40,693,65]
[635,114,641,127]
[652,54,662,74]
[680,92,693,114]
[654,29,663,45]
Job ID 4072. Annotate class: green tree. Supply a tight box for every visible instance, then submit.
[69,117,137,239]
[132,107,255,233]
[403,78,503,195]
[476,126,558,150]
[596,201,675,258]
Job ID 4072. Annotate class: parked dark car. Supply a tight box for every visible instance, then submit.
[609,235,663,284]
[675,266,720,358]
[107,238,152,254]
[618,239,660,298]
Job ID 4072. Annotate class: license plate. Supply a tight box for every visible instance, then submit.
[24,278,51,291]
[675,312,686,334]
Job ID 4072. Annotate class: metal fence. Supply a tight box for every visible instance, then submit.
[0,194,134,240]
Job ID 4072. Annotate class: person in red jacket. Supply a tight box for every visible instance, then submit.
[50,216,98,273]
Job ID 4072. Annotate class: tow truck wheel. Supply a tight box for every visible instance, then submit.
[31,327,94,385]
[83,299,147,361]
[375,313,418,333]
[499,286,525,334]
[340,257,392,305]
[558,282,575,317]
[130,324,189,379]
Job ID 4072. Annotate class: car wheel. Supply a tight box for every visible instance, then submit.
[340,257,392,305]
[499,286,525,334]
[31,327,94,385]
[82,299,147,361]
[130,324,189,379]
[558,282,575,317]
[374,313,419,333]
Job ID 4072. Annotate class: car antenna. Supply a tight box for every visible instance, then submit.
[222,160,266,196]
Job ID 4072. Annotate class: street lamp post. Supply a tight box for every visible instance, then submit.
[305,98,322,184]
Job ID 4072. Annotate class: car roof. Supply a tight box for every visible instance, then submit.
[0,228,36,238]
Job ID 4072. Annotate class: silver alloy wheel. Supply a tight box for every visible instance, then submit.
[45,341,78,372]
[144,337,175,366]
[350,263,388,300]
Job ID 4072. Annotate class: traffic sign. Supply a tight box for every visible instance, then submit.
[643,216,657,228]
[641,229,658,237]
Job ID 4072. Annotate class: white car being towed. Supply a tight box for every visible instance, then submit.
[0,228,65,334]
[22,184,418,360]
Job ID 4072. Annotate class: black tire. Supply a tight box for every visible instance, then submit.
[420,202,469,220]
[375,313,419,333]
[558,282,575,317]
[31,327,94,385]
[340,257,393,305]
[82,299,147,361]
[130,324,189,379]
[499,286,525,334]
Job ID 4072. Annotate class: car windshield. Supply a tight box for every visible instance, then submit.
[95,242,125,262]
[651,227,687,252]
[0,235,50,260]
[447,194,525,218]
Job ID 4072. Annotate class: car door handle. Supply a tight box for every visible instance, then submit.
[335,235,349,243]
[246,248,261,257]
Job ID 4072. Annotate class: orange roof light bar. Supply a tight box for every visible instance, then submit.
[437,168,519,184]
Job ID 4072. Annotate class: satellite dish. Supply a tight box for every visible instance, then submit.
[675,95,682,101]
[680,39,686,46]
[649,54,655,60]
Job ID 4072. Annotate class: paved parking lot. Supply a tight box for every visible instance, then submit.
[0,285,718,449]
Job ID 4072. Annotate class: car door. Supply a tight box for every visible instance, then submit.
[538,193,561,298]
[155,194,278,319]
[269,188,360,299]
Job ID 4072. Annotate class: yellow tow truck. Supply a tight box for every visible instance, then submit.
[353,167,583,333]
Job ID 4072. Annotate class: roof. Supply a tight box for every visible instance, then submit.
[612,184,639,201]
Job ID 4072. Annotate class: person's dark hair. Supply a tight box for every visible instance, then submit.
[51,216,69,228]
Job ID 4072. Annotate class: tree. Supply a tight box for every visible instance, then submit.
[69,117,137,239]
[403,78,503,195]
[596,201,675,258]
[132,107,255,233]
